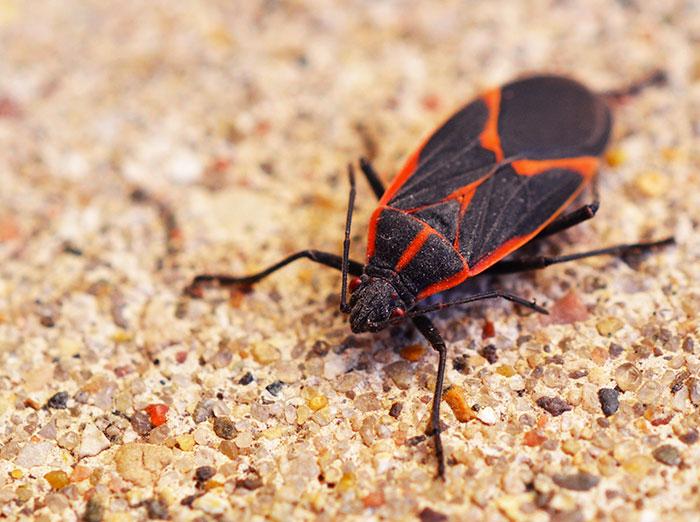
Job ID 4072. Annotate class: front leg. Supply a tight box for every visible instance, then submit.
[412,315,448,479]
[186,250,364,295]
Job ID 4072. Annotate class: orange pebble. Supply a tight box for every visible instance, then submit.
[144,403,169,427]
[443,386,475,422]
[399,344,426,362]
[524,430,547,447]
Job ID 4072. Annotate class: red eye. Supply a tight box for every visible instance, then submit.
[349,277,361,293]
[390,307,405,319]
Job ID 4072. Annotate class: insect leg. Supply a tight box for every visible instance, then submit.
[359,157,386,199]
[408,291,548,316]
[412,314,448,479]
[488,237,674,274]
[340,164,357,313]
[602,69,667,105]
[536,201,599,239]
[186,250,364,295]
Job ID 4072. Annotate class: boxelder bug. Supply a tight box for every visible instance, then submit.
[188,70,673,478]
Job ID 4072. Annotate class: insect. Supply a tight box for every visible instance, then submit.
[188,71,672,478]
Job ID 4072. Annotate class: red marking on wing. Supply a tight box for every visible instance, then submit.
[479,89,504,162]
[395,225,432,272]
[365,206,384,261]
[511,157,598,179]
[466,158,597,276]
[378,144,423,206]
[417,266,470,300]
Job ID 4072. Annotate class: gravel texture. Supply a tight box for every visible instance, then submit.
[0,1,698,521]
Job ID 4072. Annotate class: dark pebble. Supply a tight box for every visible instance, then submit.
[236,474,263,490]
[552,472,600,491]
[597,388,620,417]
[568,369,588,379]
[213,416,236,440]
[265,380,284,396]
[609,343,624,358]
[679,429,698,445]
[407,435,426,446]
[47,391,69,409]
[536,396,572,416]
[652,444,681,466]
[418,507,448,522]
[452,354,469,374]
[144,498,169,520]
[238,372,254,385]
[480,344,498,364]
[682,336,694,354]
[389,402,403,418]
[83,497,104,522]
[131,411,153,435]
[194,466,216,483]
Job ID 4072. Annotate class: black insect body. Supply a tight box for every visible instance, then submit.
[189,71,672,478]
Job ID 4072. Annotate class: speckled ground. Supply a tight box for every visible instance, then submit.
[0,1,699,521]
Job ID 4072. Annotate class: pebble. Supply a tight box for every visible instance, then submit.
[388,402,403,418]
[192,492,228,515]
[44,470,70,490]
[400,344,426,361]
[679,429,698,445]
[195,466,216,483]
[234,431,254,449]
[596,317,623,337]
[652,444,681,466]
[212,417,236,440]
[47,391,69,409]
[252,343,280,365]
[82,498,103,522]
[419,507,448,522]
[130,411,153,435]
[443,386,475,422]
[193,399,216,423]
[385,360,413,390]
[615,363,642,392]
[480,344,498,364]
[144,498,169,519]
[144,404,169,427]
[79,423,111,457]
[552,472,600,491]
[265,380,284,396]
[238,372,254,385]
[176,434,195,451]
[114,443,172,487]
[476,406,498,425]
[536,396,572,416]
[597,388,620,416]
[218,440,238,459]
[622,455,654,478]
[308,394,328,411]
[496,365,516,377]
[15,441,56,468]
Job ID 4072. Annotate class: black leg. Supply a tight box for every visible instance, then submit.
[489,237,674,275]
[340,165,357,313]
[602,69,667,105]
[412,315,448,479]
[186,250,364,295]
[408,290,548,317]
[359,157,386,199]
[536,201,599,239]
